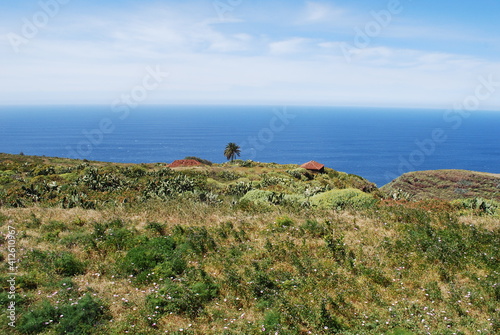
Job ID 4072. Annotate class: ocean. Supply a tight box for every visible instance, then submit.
[0,105,499,186]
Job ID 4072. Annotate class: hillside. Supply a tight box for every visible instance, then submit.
[382,170,500,202]
[0,154,498,335]
[0,153,379,209]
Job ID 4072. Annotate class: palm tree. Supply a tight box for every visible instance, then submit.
[224,142,241,162]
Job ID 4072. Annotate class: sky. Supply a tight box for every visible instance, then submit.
[1,0,500,109]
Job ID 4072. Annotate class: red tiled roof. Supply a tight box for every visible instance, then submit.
[300,160,325,171]
[168,159,202,168]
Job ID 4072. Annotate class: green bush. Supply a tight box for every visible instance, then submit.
[119,165,147,178]
[275,216,294,227]
[240,190,268,203]
[57,294,109,334]
[76,167,128,192]
[30,165,56,176]
[24,250,85,277]
[101,227,134,251]
[145,221,166,236]
[19,294,109,335]
[318,300,345,333]
[310,188,377,210]
[286,168,313,181]
[60,231,92,248]
[451,197,499,215]
[18,300,58,334]
[225,181,253,196]
[240,190,286,205]
[147,271,218,317]
[117,236,186,283]
[260,174,290,188]
[300,219,328,237]
[172,225,217,255]
[143,175,196,199]
[217,170,240,181]
[53,252,86,276]
[263,310,282,332]
[89,219,135,251]
[17,272,41,290]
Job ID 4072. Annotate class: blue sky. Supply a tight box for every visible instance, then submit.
[1,0,499,108]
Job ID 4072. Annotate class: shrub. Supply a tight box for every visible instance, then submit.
[310,188,378,210]
[57,294,109,334]
[19,294,109,335]
[31,165,56,176]
[24,250,85,277]
[53,252,86,276]
[76,167,127,192]
[143,175,196,199]
[185,156,213,166]
[117,237,186,283]
[197,190,221,205]
[263,310,282,332]
[18,300,58,334]
[318,299,345,333]
[147,272,218,317]
[275,216,294,227]
[88,219,136,251]
[172,226,217,255]
[451,197,499,215]
[240,190,285,205]
[217,170,240,181]
[260,174,290,188]
[101,227,134,251]
[120,165,147,178]
[282,193,308,207]
[148,167,175,178]
[17,273,40,290]
[300,219,328,237]
[239,160,255,167]
[225,181,253,196]
[145,221,166,236]
[286,168,313,181]
[252,272,278,299]
[233,198,271,213]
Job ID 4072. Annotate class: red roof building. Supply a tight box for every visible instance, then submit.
[300,160,325,172]
[168,159,202,168]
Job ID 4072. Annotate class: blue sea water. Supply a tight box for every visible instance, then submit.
[0,105,499,186]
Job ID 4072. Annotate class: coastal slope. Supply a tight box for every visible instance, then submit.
[382,169,500,201]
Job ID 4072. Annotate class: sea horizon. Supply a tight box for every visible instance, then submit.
[1,105,499,186]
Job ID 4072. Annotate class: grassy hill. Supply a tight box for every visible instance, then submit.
[381,170,500,202]
[0,154,498,335]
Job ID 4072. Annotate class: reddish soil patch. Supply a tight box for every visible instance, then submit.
[168,159,202,168]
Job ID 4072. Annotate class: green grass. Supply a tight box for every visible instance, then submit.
[0,153,498,334]
[0,152,378,209]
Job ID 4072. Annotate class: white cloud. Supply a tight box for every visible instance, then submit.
[1,1,499,109]
[269,37,311,55]
[301,1,345,23]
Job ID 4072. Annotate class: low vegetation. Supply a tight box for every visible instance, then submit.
[0,153,498,334]
[382,170,500,202]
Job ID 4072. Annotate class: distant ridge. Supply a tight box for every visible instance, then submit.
[382,169,500,201]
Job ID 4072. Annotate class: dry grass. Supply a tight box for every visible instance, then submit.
[0,153,498,334]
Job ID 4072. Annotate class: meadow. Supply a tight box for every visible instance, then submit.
[0,153,498,334]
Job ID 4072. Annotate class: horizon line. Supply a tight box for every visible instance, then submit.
[0,103,499,112]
